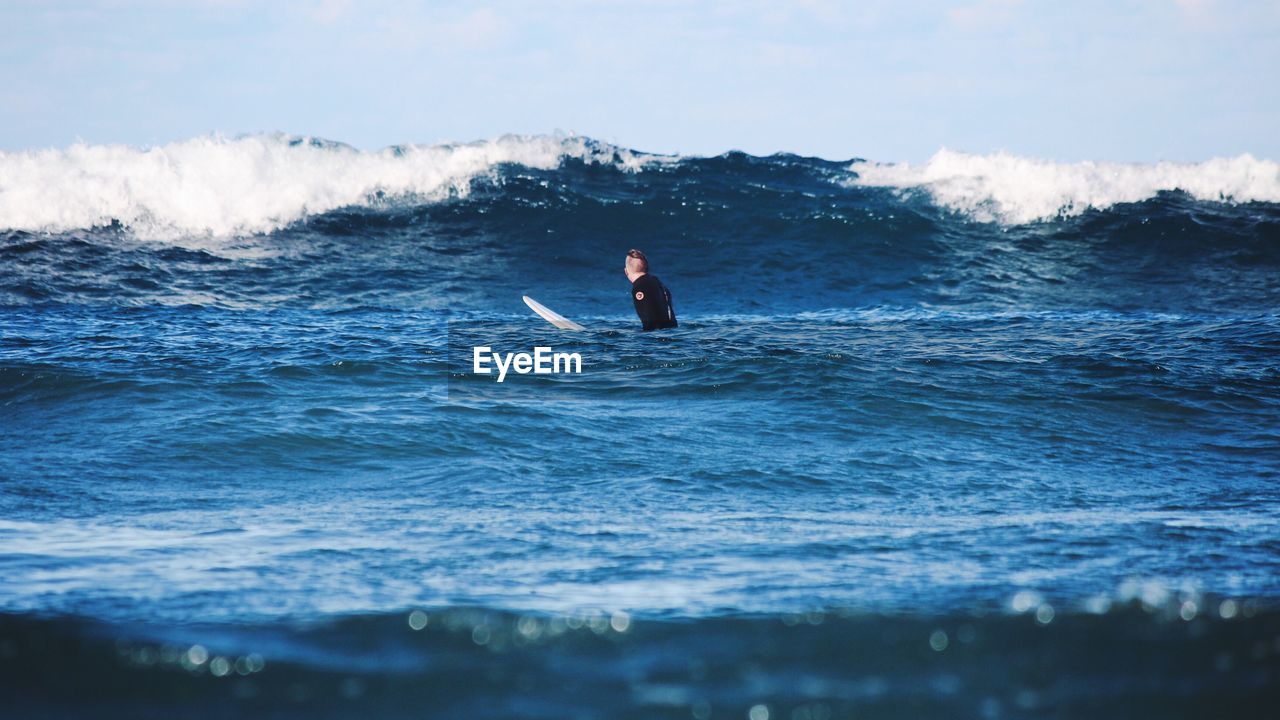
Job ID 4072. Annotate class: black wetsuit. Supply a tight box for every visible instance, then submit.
[630,274,678,331]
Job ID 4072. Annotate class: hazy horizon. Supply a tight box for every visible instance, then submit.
[2,1,1278,163]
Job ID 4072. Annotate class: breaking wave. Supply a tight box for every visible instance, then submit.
[848,149,1280,224]
[4,134,1279,240]
[0,133,662,240]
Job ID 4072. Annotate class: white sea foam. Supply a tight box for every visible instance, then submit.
[848,150,1280,224]
[0,133,664,240]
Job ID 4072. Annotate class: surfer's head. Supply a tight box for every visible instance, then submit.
[625,249,648,281]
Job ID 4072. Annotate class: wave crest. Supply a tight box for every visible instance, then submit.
[0,134,661,240]
[848,150,1280,224]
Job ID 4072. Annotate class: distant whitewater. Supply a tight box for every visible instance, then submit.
[1,133,1278,240]
[849,149,1280,224]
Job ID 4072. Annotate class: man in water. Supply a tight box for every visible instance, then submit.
[624,249,678,331]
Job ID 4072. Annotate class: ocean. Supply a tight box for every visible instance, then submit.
[1,134,1278,718]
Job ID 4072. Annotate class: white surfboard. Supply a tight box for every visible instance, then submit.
[523,295,586,331]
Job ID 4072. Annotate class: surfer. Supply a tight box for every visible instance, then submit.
[624,249,678,331]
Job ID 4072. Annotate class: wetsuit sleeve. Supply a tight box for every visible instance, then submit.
[633,279,661,331]
[632,277,677,331]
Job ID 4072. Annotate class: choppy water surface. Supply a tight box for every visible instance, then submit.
[2,135,1278,717]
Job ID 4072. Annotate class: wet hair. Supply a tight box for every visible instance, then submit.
[626,249,649,273]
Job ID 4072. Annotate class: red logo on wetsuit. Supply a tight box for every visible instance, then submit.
[635,291,645,300]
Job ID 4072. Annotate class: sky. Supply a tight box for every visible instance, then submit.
[1,0,1277,162]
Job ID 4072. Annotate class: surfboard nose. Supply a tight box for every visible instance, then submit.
[523,295,586,331]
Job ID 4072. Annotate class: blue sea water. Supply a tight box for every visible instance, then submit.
[1,135,1279,717]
